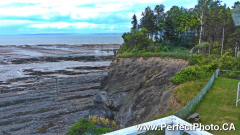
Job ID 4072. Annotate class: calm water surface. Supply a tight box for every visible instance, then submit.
[0,34,123,45]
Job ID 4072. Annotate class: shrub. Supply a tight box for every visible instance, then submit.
[219,52,235,70]
[189,54,200,65]
[146,45,155,52]
[154,46,162,52]
[195,42,210,48]
[126,48,132,53]
[139,50,146,53]
[131,49,138,54]
[180,47,187,50]
[193,42,210,54]
[228,72,237,78]
[206,60,219,72]
[198,55,215,66]
[162,46,169,52]
[66,118,111,135]
[170,66,206,84]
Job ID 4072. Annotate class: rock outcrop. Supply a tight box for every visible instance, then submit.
[90,57,188,127]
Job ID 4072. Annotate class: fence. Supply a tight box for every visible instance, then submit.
[174,68,219,119]
[218,70,240,79]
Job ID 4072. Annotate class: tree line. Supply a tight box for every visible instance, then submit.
[120,0,240,56]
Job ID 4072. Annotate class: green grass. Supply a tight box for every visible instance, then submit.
[142,75,212,124]
[194,77,240,135]
[116,52,190,60]
[174,75,212,107]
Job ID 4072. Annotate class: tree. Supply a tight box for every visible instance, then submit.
[201,0,222,54]
[228,29,240,53]
[195,0,212,44]
[232,1,240,8]
[163,16,176,45]
[140,6,156,39]
[218,4,228,55]
[131,14,138,30]
[154,4,165,39]
[120,28,152,52]
[224,8,236,52]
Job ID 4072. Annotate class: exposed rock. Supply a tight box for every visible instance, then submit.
[90,57,188,127]
[0,44,121,134]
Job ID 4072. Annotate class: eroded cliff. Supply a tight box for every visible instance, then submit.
[90,57,188,127]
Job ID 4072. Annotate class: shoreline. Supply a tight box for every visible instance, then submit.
[0,44,115,134]
[0,43,122,46]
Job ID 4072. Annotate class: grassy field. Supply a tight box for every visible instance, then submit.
[194,77,240,135]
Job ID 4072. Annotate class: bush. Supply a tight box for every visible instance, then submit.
[206,60,219,72]
[188,54,200,65]
[131,49,138,54]
[126,48,132,53]
[193,42,210,54]
[228,72,237,78]
[219,52,235,70]
[154,46,162,52]
[195,42,210,48]
[170,66,206,84]
[146,45,155,52]
[66,118,111,135]
[162,46,169,52]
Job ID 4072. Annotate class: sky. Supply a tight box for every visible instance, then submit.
[0,0,237,35]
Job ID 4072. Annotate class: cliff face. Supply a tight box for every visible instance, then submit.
[90,57,188,127]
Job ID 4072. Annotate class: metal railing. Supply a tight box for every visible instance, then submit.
[236,82,240,107]
[104,115,212,135]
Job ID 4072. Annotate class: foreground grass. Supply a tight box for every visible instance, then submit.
[175,75,213,107]
[116,52,190,60]
[195,77,240,135]
[144,75,212,123]
[141,76,212,135]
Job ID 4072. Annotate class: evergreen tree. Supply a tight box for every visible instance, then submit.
[120,1,240,56]
[154,4,165,39]
[232,1,240,8]
[140,6,155,39]
[163,16,176,45]
[131,14,138,30]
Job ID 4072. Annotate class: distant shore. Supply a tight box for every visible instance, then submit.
[0,34,124,45]
[0,43,122,46]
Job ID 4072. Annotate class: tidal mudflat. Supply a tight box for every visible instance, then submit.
[0,44,120,134]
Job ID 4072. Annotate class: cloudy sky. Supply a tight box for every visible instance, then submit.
[0,0,237,35]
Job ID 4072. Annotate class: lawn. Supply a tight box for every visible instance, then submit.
[194,77,240,135]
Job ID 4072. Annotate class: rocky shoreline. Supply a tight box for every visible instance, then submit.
[0,44,120,134]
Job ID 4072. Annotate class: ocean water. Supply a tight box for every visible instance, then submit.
[0,34,124,45]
